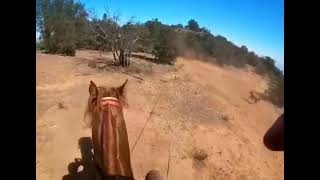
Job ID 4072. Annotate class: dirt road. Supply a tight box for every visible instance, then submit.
[36,50,283,180]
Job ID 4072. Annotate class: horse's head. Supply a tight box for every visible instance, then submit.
[85,79,128,127]
[84,79,164,180]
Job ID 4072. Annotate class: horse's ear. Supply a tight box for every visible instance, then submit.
[118,79,128,107]
[118,79,128,95]
[89,81,98,97]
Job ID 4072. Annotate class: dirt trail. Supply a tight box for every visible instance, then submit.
[36,50,283,180]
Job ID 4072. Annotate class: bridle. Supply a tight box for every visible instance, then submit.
[101,97,122,108]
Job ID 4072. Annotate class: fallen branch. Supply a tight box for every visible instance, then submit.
[75,73,104,76]
[195,88,200,95]
[75,73,94,76]
[121,72,144,81]
[131,54,155,62]
[97,64,107,69]
[130,59,143,66]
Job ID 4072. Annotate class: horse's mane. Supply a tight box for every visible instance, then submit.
[83,100,93,128]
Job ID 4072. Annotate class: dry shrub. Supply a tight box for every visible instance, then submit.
[88,61,97,68]
[191,146,209,161]
[58,101,65,109]
[86,56,154,75]
[222,114,229,121]
[124,64,142,74]
[123,60,153,74]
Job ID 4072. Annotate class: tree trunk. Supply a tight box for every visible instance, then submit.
[125,52,128,67]
[112,51,117,62]
[115,50,119,57]
[119,49,124,67]
[127,54,131,67]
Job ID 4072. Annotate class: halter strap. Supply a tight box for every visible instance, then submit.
[101,97,122,108]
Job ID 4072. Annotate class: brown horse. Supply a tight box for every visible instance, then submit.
[85,79,162,180]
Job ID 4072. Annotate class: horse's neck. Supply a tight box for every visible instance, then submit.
[98,107,133,178]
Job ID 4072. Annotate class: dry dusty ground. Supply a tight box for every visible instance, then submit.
[36,50,283,180]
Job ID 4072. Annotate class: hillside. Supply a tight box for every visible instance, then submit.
[37,0,283,108]
[36,50,283,180]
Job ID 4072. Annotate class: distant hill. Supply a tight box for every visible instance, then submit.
[36,0,283,107]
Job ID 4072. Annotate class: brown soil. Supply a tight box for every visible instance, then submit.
[36,50,283,180]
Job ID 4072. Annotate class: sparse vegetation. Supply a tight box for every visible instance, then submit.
[222,114,229,121]
[191,147,209,161]
[36,0,283,107]
[36,41,44,51]
[88,61,97,68]
[185,19,200,32]
[58,101,65,109]
[36,0,85,56]
[265,72,284,107]
[144,19,177,65]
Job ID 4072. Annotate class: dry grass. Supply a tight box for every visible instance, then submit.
[86,56,154,75]
[88,61,96,68]
[222,114,229,121]
[124,64,143,74]
[58,101,65,109]
[37,50,283,180]
[191,147,209,161]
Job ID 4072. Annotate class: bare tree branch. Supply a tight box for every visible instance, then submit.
[128,37,142,57]
[91,26,108,40]
[87,7,144,68]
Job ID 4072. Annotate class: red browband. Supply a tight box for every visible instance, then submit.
[101,97,121,108]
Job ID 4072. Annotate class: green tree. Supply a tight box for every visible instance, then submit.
[265,72,284,107]
[200,26,210,34]
[153,27,177,64]
[171,24,183,29]
[37,0,87,56]
[186,19,200,32]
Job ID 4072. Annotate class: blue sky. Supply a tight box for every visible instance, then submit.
[38,0,284,70]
